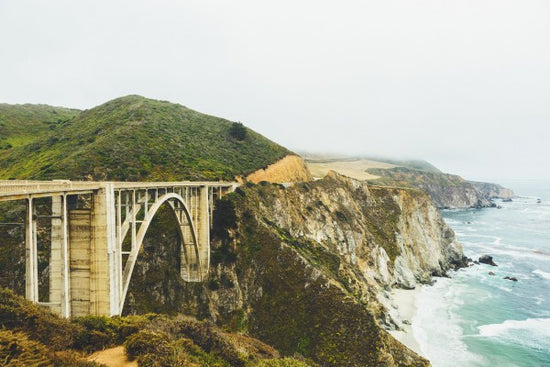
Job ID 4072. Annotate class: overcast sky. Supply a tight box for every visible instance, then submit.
[1,0,549,181]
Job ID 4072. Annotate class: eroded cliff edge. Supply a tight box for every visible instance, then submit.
[128,171,467,366]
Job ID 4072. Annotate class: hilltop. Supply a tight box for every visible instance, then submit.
[0,95,292,181]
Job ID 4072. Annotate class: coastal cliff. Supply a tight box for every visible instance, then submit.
[367,167,513,209]
[127,172,466,366]
[469,181,514,200]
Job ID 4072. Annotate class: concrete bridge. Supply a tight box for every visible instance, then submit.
[0,180,236,318]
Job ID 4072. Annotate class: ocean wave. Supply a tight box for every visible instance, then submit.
[413,281,484,366]
[533,269,550,280]
[478,318,550,350]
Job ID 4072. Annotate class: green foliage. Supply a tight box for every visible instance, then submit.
[175,318,247,367]
[253,358,312,367]
[72,314,152,352]
[0,329,52,367]
[0,95,291,181]
[229,122,247,141]
[0,287,82,351]
[0,103,79,151]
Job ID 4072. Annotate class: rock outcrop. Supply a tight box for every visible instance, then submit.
[244,154,313,183]
[469,181,514,200]
[366,167,514,209]
[479,255,498,267]
[127,171,466,366]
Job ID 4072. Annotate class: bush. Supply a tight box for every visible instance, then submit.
[72,314,152,352]
[254,358,312,367]
[0,287,82,350]
[229,122,247,141]
[125,330,189,367]
[0,329,52,367]
[175,318,246,367]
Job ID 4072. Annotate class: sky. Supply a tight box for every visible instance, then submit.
[1,0,549,182]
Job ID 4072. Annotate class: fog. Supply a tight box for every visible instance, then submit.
[1,0,549,181]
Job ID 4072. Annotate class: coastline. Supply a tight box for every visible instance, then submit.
[388,287,423,356]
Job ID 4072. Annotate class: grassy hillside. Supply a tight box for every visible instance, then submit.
[0,286,312,366]
[0,103,79,150]
[0,95,291,181]
[362,157,441,173]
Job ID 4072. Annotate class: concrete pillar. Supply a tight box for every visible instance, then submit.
[69,209,92,317]
[49,196,63,314]
[90,184,116,316]
[180,200,197,281]
[25,198,38,302]
[199,186,210,279]
[61,195,71,318]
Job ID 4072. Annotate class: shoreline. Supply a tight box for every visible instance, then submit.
[388,287,423,356]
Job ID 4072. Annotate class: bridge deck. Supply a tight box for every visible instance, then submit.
[0,180,235,201]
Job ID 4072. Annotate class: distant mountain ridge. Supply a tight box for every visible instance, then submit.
[0,95,291,181]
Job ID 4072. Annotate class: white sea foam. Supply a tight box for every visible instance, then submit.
[413,280,484,367]
[478,318,550,350]
[533,269,550,280]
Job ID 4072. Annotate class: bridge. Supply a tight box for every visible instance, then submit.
[0,180,236,318]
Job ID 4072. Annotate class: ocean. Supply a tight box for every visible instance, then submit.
[412,179,550,367]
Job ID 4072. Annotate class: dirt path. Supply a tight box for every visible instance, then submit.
[87,346,138,367]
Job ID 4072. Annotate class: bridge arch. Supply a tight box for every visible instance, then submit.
[119,192,203,313]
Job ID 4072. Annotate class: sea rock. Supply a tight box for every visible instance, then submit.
[504,276,518,282]
[488,271,495,276]
[450,255,471,269]
[479,255,498,267]
[502,198,513,202]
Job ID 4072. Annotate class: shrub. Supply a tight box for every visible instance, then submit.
[254,358,312,367]
[0,329,52,367]
[0,287,82,350]
[229,122,247,141]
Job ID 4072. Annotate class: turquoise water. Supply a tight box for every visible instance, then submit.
[413,180,550,367]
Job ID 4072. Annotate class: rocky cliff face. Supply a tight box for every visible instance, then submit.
[128,172,466,366]
[244,155,313,183]
[366,167,513,209]
[469,181,514,200]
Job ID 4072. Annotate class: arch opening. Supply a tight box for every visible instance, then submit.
[118,192,202,313]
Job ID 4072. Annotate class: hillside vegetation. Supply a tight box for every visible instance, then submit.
[0,103,79,150]
[0,286,312,366]
[0,95,291,181]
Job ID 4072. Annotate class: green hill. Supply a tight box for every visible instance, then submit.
[364,157,441,173]
[0,103,79,150]
[0,95,291,181]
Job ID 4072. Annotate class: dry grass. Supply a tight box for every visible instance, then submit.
[306,159,397,181]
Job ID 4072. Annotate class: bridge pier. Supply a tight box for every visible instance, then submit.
[49,195,63,315]
[1,180,236,318]
[25,198,38,302]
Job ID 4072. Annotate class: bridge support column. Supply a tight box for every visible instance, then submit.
[90,184,117,316]
[49,196,63,314]
[25,198,38,302]
[199,186,210,278]
[69,185,117,317]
